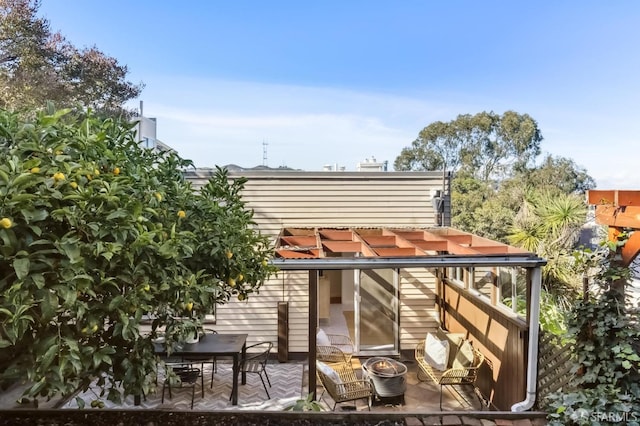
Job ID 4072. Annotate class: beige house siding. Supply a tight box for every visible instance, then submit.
[184,170,450,352]
[399,268,439,351]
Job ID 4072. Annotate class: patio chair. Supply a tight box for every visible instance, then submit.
[316,360,373,411]
[415,337,485,409]
[236,341,273,399]
[161,363,202,409]
[316,329,354,364]
[181,328,218,388]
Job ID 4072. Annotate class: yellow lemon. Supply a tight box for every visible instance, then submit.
[154,192,162,202]
[237,273,244,282]
[94,169,100,176]
[226,250,233,259]
[30,167,40,173]
[55,150,63,155]
[238,294,246,301]
[81,327,88,334]
[70,182,78,189]
[177,210,186,218]
[185,302,193,311]
[91,324,98,333]
[261,259,268,267]
[53,172,65,181]
[113,167,120,176]
[143,284,150,292]
[0,218,12,229]
[86,174,92,181]
[228,277,236,287]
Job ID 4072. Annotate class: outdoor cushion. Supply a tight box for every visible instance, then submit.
[436,327,464,368]
[424,333,449,371]
[316,328,331,346]
[453,339,475,369]
[316,360,344,393]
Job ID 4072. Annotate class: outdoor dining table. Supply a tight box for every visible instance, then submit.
[154,333,248,405]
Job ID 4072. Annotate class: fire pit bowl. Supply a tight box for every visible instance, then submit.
[362,357,407,398]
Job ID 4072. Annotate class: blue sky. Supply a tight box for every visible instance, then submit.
[39,1,639,189]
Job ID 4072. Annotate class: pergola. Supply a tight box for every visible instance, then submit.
[274,227,531,259]
[271,226,547,411]
[587,190,640,266]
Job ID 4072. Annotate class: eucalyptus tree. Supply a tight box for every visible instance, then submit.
[394,111,543,182]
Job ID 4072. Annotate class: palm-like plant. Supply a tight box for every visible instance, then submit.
[508,190,587,311]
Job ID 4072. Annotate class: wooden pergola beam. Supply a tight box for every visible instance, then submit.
[587,190,640,207]
[594,205,640,228]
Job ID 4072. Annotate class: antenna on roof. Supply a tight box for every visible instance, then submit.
[262,140,268,167]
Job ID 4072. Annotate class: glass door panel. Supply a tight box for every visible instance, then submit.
[355,269,398,354]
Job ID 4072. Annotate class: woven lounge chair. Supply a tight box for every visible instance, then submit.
[415,338,485,409]
[316,360,373,411]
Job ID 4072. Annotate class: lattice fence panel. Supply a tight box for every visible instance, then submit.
[536,330,575,405]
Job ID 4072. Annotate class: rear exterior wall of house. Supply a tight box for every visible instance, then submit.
[184,170,450,354]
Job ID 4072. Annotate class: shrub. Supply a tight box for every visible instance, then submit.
[0,106,275,404]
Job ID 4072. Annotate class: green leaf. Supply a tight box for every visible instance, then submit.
[108,295,124,311]
[13,257,30,280]
[20,209,49,222]
[30,273,45,289]
[75,397,85,409]
[10,172,40,189]
[40,343,59,371]
[59,241,81,263]
[41,291,59,321]
[106,209,128,221]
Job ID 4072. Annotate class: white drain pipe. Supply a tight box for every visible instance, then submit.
[511,266,542,412]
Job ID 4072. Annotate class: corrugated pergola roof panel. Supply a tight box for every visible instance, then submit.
[275,227,533,259]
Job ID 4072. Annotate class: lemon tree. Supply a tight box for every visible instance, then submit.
[0,106,275,405]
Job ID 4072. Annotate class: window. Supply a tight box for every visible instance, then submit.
[497,267,527,316]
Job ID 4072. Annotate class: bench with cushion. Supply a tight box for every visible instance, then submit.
[414,328,485,409]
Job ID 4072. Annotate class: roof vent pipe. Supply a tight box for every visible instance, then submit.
[431,190,444,226]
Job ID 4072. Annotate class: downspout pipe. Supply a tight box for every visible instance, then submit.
[511,266,542,412]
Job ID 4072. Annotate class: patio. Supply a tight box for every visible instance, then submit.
[1,358,479,412]
[0,358,551,426]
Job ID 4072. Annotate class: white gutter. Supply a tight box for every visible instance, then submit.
[511,266,542,411]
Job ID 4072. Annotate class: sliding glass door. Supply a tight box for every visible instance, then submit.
[355,269,399,355]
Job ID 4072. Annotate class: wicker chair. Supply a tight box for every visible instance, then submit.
[415,339,485,409]
[316,360,373,411]
[317,333,354,364]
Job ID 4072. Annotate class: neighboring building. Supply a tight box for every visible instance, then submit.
[356,156,388,172]
[132,102,175,154]
[323,157,389,172]
[217,164,301,172]
[184,168,546,411]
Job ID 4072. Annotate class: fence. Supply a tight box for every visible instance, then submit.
[536,330,575,406]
